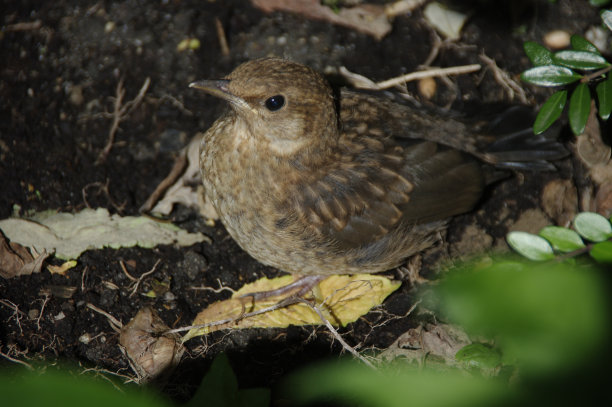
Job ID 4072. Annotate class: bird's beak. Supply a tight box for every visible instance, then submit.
[189,79,231,98]
[189,79,248,111]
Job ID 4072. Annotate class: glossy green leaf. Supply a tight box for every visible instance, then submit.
[574,212,612,242]
[533,90,567,134]
[554,50,610,70]
[596,74,612,120]
[568,83,591,135]
[590,0,611,7]
[523,41,554,66]
[506,231,555,261]
[521,65,582,87]
[602,10,612,31]
[589,240,612,263]
[539,226,585,252]
[570,35,600,54]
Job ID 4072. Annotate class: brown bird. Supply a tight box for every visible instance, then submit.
[190,58,564,282]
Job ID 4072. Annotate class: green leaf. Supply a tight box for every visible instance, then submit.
[2,369,170,407]
[589,240,612,262]
[590,0,611,7]
[506,231,555,260]
[455,343,502,369]
[602,10,612,31]
[568,83,591,135]
[521,65,582,87]
[539,226,585,252]
[596,74,612,119]
[435,261,607,375]
[570,35,600,54]
[523,41,554,66]
[533,90,567,134]
[554,50,610,70]
[574,212,612,242]
[187,354,271,407]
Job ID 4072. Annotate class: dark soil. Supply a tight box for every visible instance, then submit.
[0,0,604,403]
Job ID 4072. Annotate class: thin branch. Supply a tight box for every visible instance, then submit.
[376,64,481,89]
[296,297,376,369]
[4,20,42,32]
[0,349,34,370]
[128,259,161,297]
[96,77,151,165]
[86,303,123,332]
[479,53,528,103]
[215,17,230,57]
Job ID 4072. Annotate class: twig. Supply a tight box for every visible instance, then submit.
[297,297,377,369]
[0,299,26,335]
[81,265,88,292]
[96,76,151,165]
[35,293,50,331]
[215,17,230,57]
[582,65,612,83]
[80,366,136,387]
[86,303,123,332]
[119,260,137,282]
[139,153,188,213]
[4,20,42,32]
[340,64,481,91]
[376,64,481,89]
[166,296,302,336]
[190,278,237,296]
[127,259,161,297]
[82,179,126,213]
[479,53,528,103]
[0,349,34,370]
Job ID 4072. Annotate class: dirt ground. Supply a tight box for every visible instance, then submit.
[0,0,606,402]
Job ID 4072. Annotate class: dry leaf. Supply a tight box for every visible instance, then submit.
[47,260,78,276]
[145,134,218,220]
[251,0,392,40]
[0,231,49,279]
[423,2,468,40]
[183,274,400,342]
[0,208,210,259]
[381,323,471,365]
[120,307,184,383]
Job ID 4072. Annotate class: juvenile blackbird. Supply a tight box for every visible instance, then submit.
[191,58,565,277]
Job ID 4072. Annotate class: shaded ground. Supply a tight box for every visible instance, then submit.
[0,0,605,402]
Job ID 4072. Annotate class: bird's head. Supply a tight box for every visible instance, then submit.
[190,58,338,156]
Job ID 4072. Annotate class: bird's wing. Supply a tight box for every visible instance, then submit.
[284,135,485,250]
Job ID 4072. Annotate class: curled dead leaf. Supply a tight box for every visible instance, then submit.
[0,231,49,279]
[119,307,184,383]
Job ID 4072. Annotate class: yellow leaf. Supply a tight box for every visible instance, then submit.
[47,260,77,276]
[183,274,400,342]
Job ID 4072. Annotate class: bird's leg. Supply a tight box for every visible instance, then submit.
[240,275,326,301]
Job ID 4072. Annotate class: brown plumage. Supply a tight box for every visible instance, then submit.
[191,58,564,276]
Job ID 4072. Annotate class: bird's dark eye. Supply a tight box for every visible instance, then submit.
[265,95,285,111]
